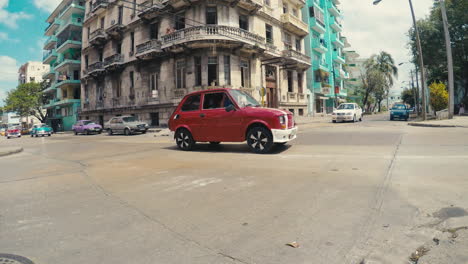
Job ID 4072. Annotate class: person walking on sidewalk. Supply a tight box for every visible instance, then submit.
[459,104,465,116]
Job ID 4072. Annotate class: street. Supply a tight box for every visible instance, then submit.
[1,114,467,264]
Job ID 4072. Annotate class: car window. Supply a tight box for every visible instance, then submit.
[393,105,406,110]
[181,94,201,112]
[337,104,354,110]
[229,89,260,108]
[203,92,231,110]
[122,116,137,122]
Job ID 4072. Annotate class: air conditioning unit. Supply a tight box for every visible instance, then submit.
[111,19,116,25]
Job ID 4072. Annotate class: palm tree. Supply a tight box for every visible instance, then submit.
[365,51,398,111]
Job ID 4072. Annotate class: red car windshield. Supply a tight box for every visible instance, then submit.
[229,89,260,108]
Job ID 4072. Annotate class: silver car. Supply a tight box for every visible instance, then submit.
[105,116,148,136]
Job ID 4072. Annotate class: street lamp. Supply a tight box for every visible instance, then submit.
[373,0,427,120]
[438,0,454,119]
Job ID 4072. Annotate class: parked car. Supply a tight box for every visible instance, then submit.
[168,88,297,154]
[21,127,30,135]
[390,104,410,121]
[5,126,22,139]
[332,103,363,123]
[30,124,53,137]
[72,120,103,135]
[0,128,6,136]
[105,116,148,136]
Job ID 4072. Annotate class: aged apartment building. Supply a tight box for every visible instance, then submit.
[80,0,310,126]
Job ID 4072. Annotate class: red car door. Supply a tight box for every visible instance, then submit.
[201,92,243,142]
[176,94,207,141]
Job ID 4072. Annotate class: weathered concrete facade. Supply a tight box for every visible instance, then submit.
[80,0,310,126]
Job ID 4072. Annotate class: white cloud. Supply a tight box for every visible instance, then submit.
[33,0,61,13]
[0,32,19,42]
[0,0,32,28]
[0,55,19,103]
[341,0,434,93]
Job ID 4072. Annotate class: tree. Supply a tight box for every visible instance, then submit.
[401,89,415,107]
[3,82,48,123]
[408,0,468,105]
[429,82,448,114]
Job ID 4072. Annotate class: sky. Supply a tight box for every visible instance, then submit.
[340,0,434,94]
[0,0,434,105]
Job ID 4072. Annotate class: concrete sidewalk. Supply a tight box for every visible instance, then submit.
[295,115,332,124]
[0,147,23,157]
[408,116,468,128]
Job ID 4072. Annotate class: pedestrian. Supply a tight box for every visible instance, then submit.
[459,104,465,116]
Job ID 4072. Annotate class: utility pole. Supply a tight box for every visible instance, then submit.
[439,0,454,118]
[413,68,420,116]
[408,0,427,120]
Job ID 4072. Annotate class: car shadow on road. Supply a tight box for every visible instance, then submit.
[163,143,292,155]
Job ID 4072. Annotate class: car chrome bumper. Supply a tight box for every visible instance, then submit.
[271,127,298,143]
[332,115,354,121]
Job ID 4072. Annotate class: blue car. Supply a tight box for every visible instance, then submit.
[390,104,409,121]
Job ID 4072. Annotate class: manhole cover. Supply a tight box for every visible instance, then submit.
[0,254,34,264]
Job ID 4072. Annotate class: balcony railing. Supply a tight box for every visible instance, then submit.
[92,0,108,12]
[280,13,308,36]
[104,54,124,66]
[86,62,104,74]
[89,28,106,42]
[282,49,310,64]
[136,39,161,55]
[161,25,265,47]
[43,50,57,61]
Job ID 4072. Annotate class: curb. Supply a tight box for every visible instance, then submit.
[0,147,24,157]
[408,123,467,128]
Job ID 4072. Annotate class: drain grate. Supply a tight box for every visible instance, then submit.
[0,254,34,264]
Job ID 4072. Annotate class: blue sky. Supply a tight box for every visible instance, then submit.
[0,0,60,105]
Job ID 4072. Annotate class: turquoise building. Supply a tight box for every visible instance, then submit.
[303,0,348,114]
[42,0,84,131]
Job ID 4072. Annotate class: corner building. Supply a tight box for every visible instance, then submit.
[80,0,311,126]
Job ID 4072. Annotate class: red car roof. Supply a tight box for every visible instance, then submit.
[184,88,233,97]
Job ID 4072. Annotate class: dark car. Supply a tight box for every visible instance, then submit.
[390,104,409,121]
[168,88,297,154]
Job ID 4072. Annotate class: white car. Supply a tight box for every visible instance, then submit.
[332,103,363,123]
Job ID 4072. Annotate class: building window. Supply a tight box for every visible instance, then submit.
[283,33,291,49]
[265,24,273,44]
[85,55,89,68]
[118,6,123,24]
[150,23,159,39]
[224,55,231,85]
[99,50,103,62]
[194,56,202,86]
[114,78,122,98]
[283,4,288,14]
[84,85,89,101]
[292,8,298,17]
[100,17,105,29]
[298,72,303,93]
[207,56,218,86]
[132,0,136,16]
[299,109,304,116]
[287,71,293,92]
[176,60,186,89]
[130,32,135,54]
[206,7,217,25]
[264,0,270,6]
[239,15,248,31]
[87,27,90,40]
[150,73,159,98]
[117,41,122,54]
[296,38,301,51]
[129,71,134,95]
[240,60,250,88]
[175,13,185,30]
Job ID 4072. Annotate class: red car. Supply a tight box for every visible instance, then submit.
[5,126,22,139]
[169,88,297,154]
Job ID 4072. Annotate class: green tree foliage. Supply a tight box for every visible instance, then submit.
[408,0,468,102]
[401,89,415,107]
[429,82,448,113]
[3,82,47,123]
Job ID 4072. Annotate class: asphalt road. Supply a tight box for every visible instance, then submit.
[1,114,467,264]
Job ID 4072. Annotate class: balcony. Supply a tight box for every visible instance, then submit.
[138,0,166,20]
[328,2,341,17]
[92,0,108,15]
[43,98,59,109]
[280,13,308,37]
[43,50,58,64]
[56,16,83,37]
[281,49,311,69]
[161,25,266,52]
[54,59,80,72]
[55,98,81,106]
[330,19,343,32]
[58,0,85,20]
[44,36,57,50]
[136,39,162,59]
[332,34,344,48]
[312,38,327,53]
[45,18,62,36]
[55,79,80,89]
[333,54,346,64]
[310,18,326,34]
[104,54,125,70]
[313,60,329,71]
[106,19,126,39]
[43,83,57,94]
[42,69,56,80]
[236,0,262,13]
[84,61,105,77]
[89,28,107,46]
[56,39,82,53]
